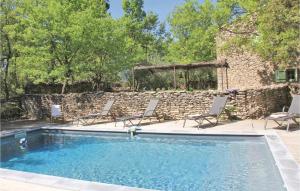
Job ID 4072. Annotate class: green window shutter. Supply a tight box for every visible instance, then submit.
[275,70,286,83]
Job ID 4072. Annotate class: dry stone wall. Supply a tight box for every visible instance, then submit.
[22,85,290,121]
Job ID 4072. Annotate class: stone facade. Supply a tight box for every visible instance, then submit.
[216,38,276,91]
[217,53,275,91]
[216,15,276,91]
[22,84,290,121]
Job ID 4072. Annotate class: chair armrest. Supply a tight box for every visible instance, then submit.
[143,110,155,117]
[282,106,289,112]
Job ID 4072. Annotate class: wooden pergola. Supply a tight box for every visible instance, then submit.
[132,59,229,90]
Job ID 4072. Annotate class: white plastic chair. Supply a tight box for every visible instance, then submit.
[51,104,63,122]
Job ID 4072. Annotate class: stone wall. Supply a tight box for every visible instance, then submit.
[216,15,276,91]
[22,84,290,121]
[216,40,276,91]
[217,53,275,91]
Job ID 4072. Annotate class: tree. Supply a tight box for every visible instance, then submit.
[1,0,14,99]
[216,0,299,67]
[255,0,299,67]
[122,0,161,63]
[17,0,115,93]
[0,0,24,99]
[77,17,135,90]
[167,0,219,63]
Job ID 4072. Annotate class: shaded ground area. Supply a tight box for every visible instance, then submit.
[0,120,52,134]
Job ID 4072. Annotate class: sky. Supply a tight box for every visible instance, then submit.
[109,0,209,24]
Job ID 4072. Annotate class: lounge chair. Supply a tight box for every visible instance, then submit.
[183,96,228,129]
[76,99,115,125]
[116,99,160,128]
[264,95,300,131]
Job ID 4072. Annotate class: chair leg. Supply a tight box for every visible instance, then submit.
[183,118,187,128]
[274,120,281,126]
[77,118,80,126]
[286,120,290,132]
[264,120,268,130]
[292,118,299,126]
[214,117,219,126]
[123,120,127,129]
[196,119,203,130]
[90,118,96,125]
[136,118,143,126]
[203,117,214,126]
[196,120,200,130]
[156,112,161,122]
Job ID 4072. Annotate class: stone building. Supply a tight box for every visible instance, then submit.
[215,16,300,91]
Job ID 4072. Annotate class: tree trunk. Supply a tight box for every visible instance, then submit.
[3,59,10,100]
[61,78,68,94]
[3,33,12,100]
[61,60,72,94]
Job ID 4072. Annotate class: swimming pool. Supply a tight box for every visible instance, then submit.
[0,130,285,191]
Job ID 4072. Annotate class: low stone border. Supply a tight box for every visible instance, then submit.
[265,134,300,191]
[0,168,156,191]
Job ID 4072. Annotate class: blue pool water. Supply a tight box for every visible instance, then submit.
[0,130,285,191]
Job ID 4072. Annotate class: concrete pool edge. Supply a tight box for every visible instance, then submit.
[0,168,157,191]
[265,134,300,191]
[1,126,299,191]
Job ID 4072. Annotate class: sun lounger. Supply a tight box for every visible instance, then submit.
[183,96,228,129]
[116,99,160,128]
[264,95,300,131]
[76,99,115,125]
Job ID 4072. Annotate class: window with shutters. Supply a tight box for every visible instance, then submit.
[286,69,296,82]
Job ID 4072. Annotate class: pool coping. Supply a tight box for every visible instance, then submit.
[1,126,299,191]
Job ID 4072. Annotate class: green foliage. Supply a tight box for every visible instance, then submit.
[217,0,299,67]
[1,0,299,98]
[1,0,139,95]
[167,0,221,63]
[121,0,170,64]
[255,0,300,67]
[1,0,25,99]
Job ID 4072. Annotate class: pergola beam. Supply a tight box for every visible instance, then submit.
[173,66,176,89]
[133,59,228,71]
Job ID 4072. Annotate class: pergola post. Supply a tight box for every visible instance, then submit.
[132,67,135,91]
[221,67,224,91]
[185,69,190,90]
[173,66,176,89]
[225,67,229,89]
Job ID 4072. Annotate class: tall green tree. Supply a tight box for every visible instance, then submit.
[255,0,299,67]
[122,0,161,63]
[18,0,116,93]
[168,0,219,63]
[77,17,134,90]
[0,0,25,99]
